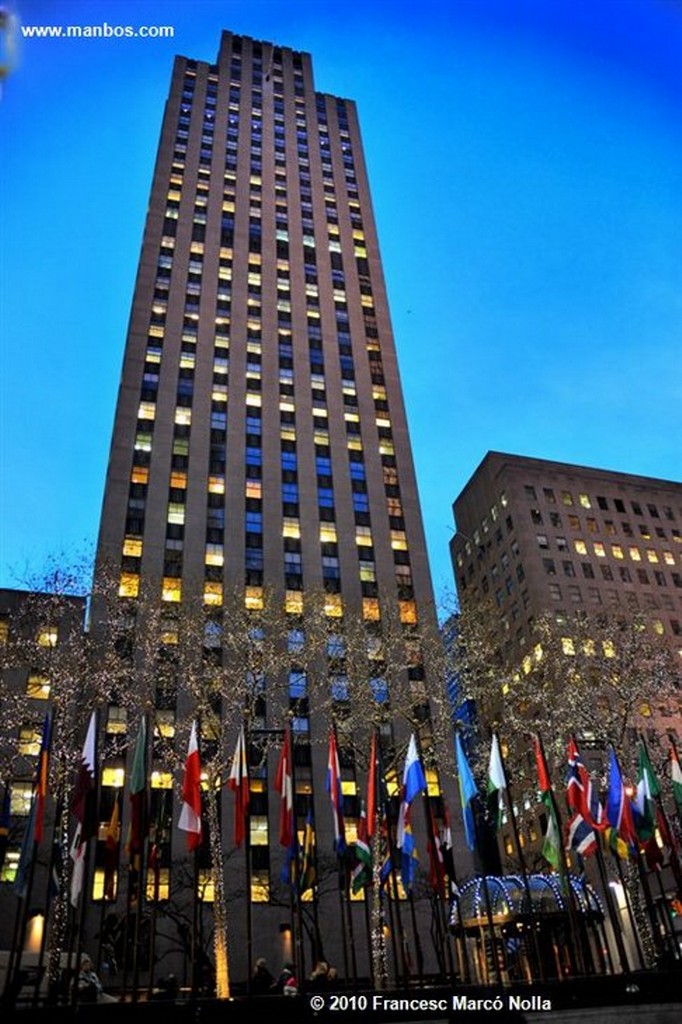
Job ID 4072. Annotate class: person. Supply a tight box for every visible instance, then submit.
[251,957,275,993]
[326,966,338,987]
[77,956,117,1004]
[274,963,298,996]
[308,960,329,990]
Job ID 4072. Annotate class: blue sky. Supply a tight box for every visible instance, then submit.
[1,0,681,601]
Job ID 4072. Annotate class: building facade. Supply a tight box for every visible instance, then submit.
[87,31,447,983]
[451,452,682,668]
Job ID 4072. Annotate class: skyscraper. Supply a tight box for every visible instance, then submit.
[92,31,445,980]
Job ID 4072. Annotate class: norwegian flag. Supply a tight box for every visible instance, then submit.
[565,737,605,857]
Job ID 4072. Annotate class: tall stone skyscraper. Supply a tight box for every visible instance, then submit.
[93,31,445,979]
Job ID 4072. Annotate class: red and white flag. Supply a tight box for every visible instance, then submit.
[179,721,202,850]
[228,726,249,846]
[275,727,293,848]
[70,712,97,906]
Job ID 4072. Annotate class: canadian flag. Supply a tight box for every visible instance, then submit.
[178,722,202,850]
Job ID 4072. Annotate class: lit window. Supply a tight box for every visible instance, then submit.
[106,707,128,735]
[574,540,587,555]
[283,518,301,539]
[146,867,170,902]
[26,674,50,700]
[390,530,407,551]
[320,524,337,543]
[629,547,641,562]
[155,710,175,739]
[652,620,665,635]
[285,591,304,615]
[36,626,58,648]
[118,573,140,598]
[138,402,156,420]
[612,545,624,560]
[174,407,192,426]
[245,587,263,610]
[167,503,186,525]
[18,725,41,757]
[11,782,33,815]
[561,638,575,656]
[362,598,380,621]
[123,537,143,558]
[151,771,173,789]
[562,492,573,506]
[663,551,675,565]
[162,577,182,603]
[204,582,223,607]
[170,471,187,489]
[578,494,591,509]
[102,767,125,788]
[646,549,659,563]
[602,640,616,658]
[325,594,344,618]
[594,543,606,558]
[205,545,224,567]
[207,476,225,495]
[131,466,149,485]
[399,600,417,624]
[198,871,215,903]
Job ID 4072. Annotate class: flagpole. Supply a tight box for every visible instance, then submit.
[640,733,682,892]
[456,729,504,986]
[131,713,150,1002]
[329,723,350,984]
[34,789,65,1007]
[377,738,410,987]
[71,710,99,1007]
[493,731,545,983]
[413,730,455,985]
[243,718,253,993]
[535,733,587,977]
[594,836,630,974]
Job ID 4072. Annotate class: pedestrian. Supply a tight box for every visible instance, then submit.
[252,957,275,993]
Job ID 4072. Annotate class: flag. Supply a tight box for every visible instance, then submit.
[326,729,346,855]
[455,731,477,852]
[299,810,316,895]
[426,807,445,897]
[128,717,147,860]
[35,713,51,844]
[487,733,506,831]
[228,726,250,847]
[440,807,458,897]
[565,738,600,857]
[396,734,426,849]
[402,734,427,806]
[70,711,97,906]
[178,721,202,850]
[606,746,637,859]
[633,743,659,842]
[366,731,378,838]
[275,727,294,849]
[672,745,682,818]
[351,803,372,894]
[534,735,560,870]
[399,803,418,892]
[0,784,10,873]
[49,833,63,903]
[103,794,120,901]
[14,794,37,898]
[71,712,97,837]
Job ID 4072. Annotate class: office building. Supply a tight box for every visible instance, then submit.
[451,452,682,667]
[89,31,445,980]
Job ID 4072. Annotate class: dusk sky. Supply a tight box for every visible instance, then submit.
[1,0,681,604]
